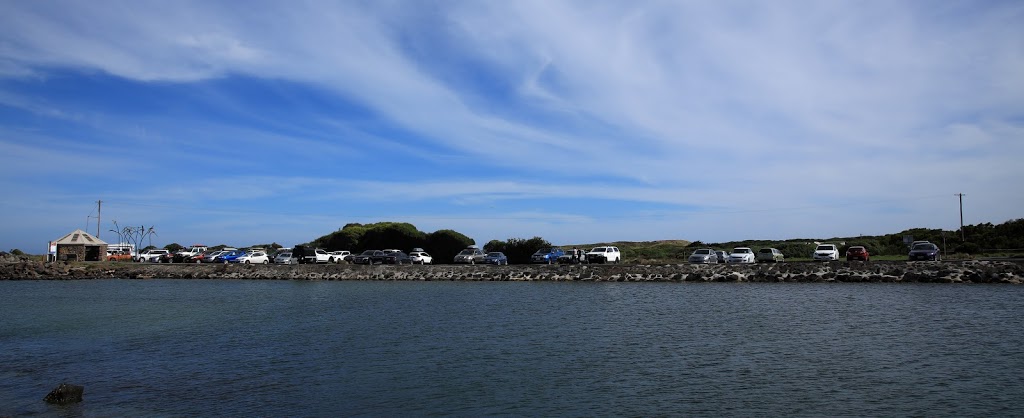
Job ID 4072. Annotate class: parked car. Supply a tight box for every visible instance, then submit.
[727,247,756,264]
[372,249,402,265]
[812,244,840,261]
[846,246,870,261]
[218,250,246,264]
[557,252,580,264]
[236,251,270,264]
[409,250,433,265]
[454,246,486,264]
[106,250,133,262]
[756,248,785,263]
[530,247,565,264]
[273,251,296,264]
[206,249,237,263]
[292,245,329,264]
[328,251,351,264]
[688,248,718,264]
[352,250,380,265]
[173,245,209,263]
[715,250,728,264]
[380,251,413,265]
[137,249,169,263]
[908,242,942,261]
[585,246,621,264]
[483,252,509,265]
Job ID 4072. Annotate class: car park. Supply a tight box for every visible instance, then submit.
[409,250,433,264]
[688,248,718,264]
[714,250,728,264]
[483,252,508,265]
[756,248,785,263]
[585,246,621,264]
[328,251,351,264]
[236,251,270,264]
[530,247,565,264]
[454,246,486,264]
[727,247,756,264]
[846,246,870,261]
[908,242,941,261]
[812,244,840,261]
[273,252,296,264]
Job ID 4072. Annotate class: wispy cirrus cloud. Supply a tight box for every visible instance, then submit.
[0,0,1021,250]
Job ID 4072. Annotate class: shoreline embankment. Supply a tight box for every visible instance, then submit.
[2,257,1023,283]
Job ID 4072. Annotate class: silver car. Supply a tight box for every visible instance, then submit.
[273,252,296,265]
[688,248,718,264]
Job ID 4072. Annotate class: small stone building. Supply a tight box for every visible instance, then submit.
[53,229,108,261]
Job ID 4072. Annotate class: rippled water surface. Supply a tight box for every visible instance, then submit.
[2,280,1023,416]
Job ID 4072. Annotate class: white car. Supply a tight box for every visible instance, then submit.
[409,251,433,264]
[727,247,756,264]
[585,246,621,264]
[328,251,351,264]
[688,248,718,264]
[236,251,270,264]
[137,249,169,263]
[812,244,840,261]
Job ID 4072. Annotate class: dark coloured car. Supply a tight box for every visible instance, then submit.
[483,252,508,265]
[352,250,379,265]
[530,247,564,264]
[846,246,870,261]
[381,251,413,265]
[908,243,941,261]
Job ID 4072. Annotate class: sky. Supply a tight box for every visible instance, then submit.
[1,0,1022,253]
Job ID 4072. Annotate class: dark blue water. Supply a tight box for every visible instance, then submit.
[2,280,1022,416]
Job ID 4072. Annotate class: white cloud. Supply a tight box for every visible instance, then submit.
[1,0,1021,251]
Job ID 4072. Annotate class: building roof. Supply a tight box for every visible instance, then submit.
[53,229,108,246]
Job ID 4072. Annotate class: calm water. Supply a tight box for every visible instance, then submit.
[1,280,1023,417]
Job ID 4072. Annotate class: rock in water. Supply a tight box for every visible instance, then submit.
[43,382,84,404]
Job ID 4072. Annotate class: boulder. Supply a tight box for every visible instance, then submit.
[44,382,84,404]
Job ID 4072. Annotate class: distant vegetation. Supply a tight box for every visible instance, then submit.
[483,237,553,264]
[119,218,1024,264]
[567,219,1024,263]
[308,222,474,264]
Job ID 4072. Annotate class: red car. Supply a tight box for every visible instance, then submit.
[846,246,870,261]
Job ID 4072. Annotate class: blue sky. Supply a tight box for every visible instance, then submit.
[1,0,1022,252]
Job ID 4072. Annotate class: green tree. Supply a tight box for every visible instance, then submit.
[163,243,184,252]
[425,229,475,264]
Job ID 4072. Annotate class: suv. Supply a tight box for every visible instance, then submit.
[293,245,330,264]
[756,248,785,263]
[327,251,351,264]
[530,247,565,264]
[454,246,486,264]
[409,249,433,265]
[585,246,621,264]
[812,244,840,261]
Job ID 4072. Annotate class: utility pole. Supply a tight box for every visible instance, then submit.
[96,200,102,239]
[956,193,965,242]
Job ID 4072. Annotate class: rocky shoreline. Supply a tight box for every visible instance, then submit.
[1,257,1023,283]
